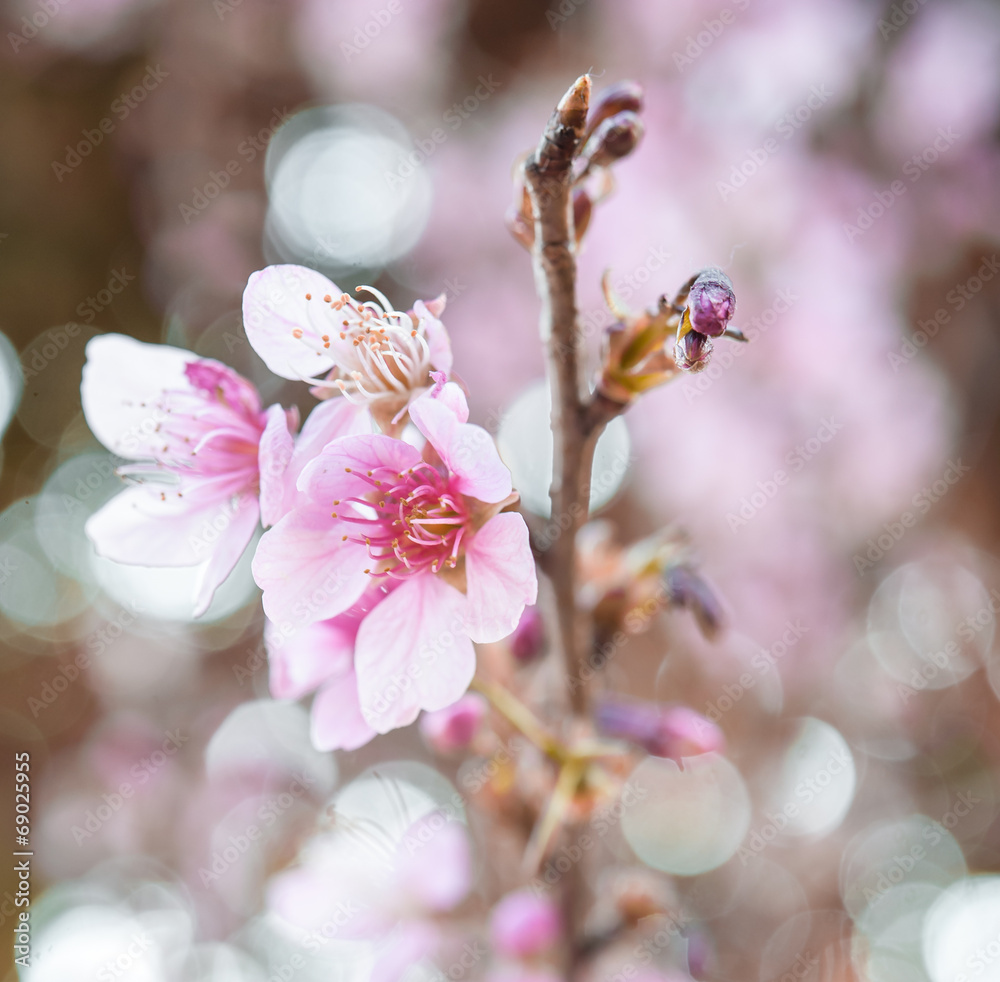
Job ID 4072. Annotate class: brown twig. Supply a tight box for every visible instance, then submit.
[522,74,594,719]
[521,74,598,981]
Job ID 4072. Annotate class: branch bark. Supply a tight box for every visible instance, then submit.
[523,75,593,718]
[520,76,598,980]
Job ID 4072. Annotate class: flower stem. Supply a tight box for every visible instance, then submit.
[523,74,594,717]
[471,677,566,762]
[521,74,603,979]
[522,756,587,875]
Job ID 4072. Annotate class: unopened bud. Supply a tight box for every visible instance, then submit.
[685,929,714,979]
[587,80,644,136]
[490,889,562,957]
[557,74,591,121]
[594,698,725,762]
[664,563,724,638]
[510,605,546,663]
[419,693,487,754]
[573,188,593,243]
[687,267,735,337]
[673,330,713,373]
[583,111,644,168]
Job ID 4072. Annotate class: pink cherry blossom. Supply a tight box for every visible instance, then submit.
[268,809,472,982]
[253,379,537,734]
[81,333,364,616]
[242,264,451,427]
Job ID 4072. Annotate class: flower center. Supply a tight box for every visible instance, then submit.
[117,381,265,498]
[335,462,467,578]
[295,288,432,402]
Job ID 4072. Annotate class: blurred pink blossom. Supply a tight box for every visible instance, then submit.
[269,810,472,982]
[490,889,561,958]
[420,692,488,754]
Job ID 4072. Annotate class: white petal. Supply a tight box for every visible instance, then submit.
[192,495,260,616]
[81,334,194,459]
[242,265,339,381]
[86,483,248,568]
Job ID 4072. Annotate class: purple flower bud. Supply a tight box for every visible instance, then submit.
[664,564,724,639]
[594,698,725,762]
[687,268,735,338]
[419,693,487,754]
[583,111,645,168]
[510,605,546,664]
[490,890,562,958]
[673,330,713,373]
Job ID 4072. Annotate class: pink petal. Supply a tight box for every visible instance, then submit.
[266,616,357,700]
[422,295,446,318]
[286,398,372,496]
[242,265,339,381]
[252,503,370,629]
[395,814,472,911]
[429,378,469,423]
[409,389,511,503]
[464,513,538,643]
[184,360,262,417]
[258,404,296,528]
[655,705,726,760]
[192,494,260,616]
[354,575,475,733]
[412,297,453,374]
[490,890,562,957]
[81,334,194,459]
[298,434,422,503]
[311,667,377,751]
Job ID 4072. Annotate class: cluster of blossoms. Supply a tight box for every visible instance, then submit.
[79,76,739,982]
[82,264,536,746]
